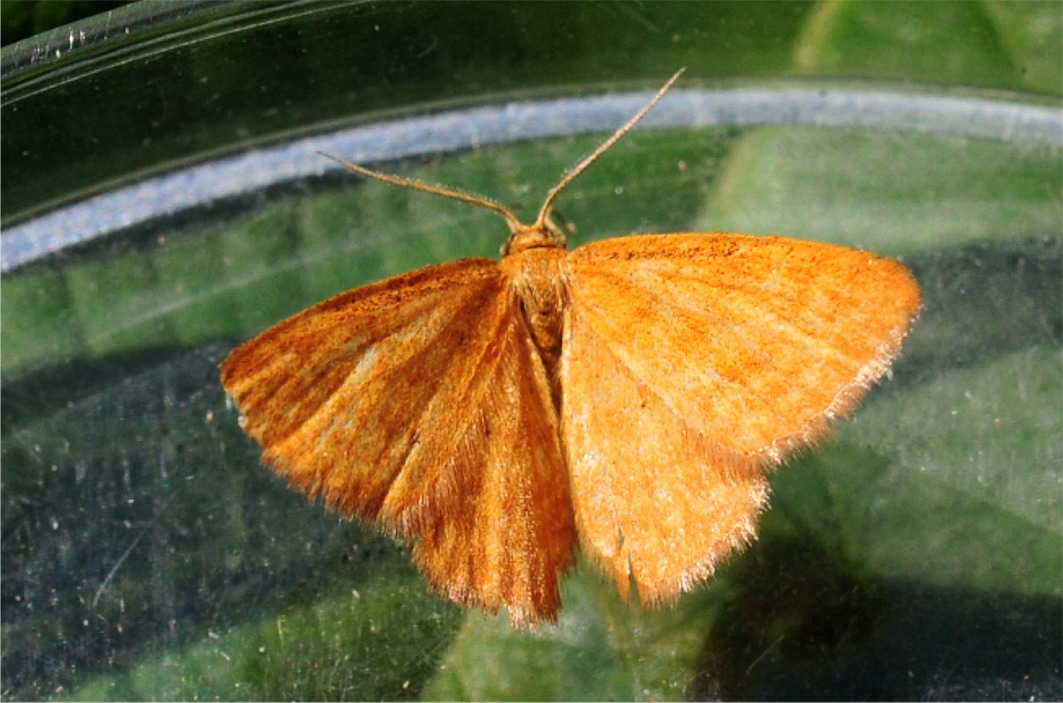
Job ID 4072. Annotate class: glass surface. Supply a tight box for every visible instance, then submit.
[3,1,1061,701]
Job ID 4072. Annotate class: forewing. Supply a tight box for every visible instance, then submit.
[560,233,921,602]
[408,301,579,625]
[221,258,576,624]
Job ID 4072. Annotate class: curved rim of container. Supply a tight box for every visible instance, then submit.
[3,82,1061,273]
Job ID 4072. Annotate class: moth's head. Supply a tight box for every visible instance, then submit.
[501,209,567,257]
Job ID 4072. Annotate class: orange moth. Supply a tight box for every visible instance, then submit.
[220,69,921,626]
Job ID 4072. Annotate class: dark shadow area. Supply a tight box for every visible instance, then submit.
[1,342,457,700]
[686,529,1061,701]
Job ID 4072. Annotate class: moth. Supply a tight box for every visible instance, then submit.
[220,69,922,626]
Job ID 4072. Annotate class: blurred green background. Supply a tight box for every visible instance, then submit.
[2,1,1060,701]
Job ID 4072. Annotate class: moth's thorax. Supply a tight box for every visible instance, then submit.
[501,244,567,375]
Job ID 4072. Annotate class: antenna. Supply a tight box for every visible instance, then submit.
[320,68,686,248]
[533,67,685,229]
[317,152,524,234]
